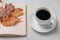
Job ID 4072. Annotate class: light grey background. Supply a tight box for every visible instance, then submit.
[0,0,60,40]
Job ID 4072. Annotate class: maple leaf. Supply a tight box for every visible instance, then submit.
[0,0,2,3]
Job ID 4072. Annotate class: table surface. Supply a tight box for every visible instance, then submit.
[0,0,60,40]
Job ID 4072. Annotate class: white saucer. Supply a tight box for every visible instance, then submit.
[30,13,58,33]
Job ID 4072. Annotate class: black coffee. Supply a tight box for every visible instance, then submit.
[36,9,51,20]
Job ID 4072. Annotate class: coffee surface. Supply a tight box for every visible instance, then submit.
[36,9,51,20]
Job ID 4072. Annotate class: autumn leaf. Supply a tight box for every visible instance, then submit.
[0,0,2,3]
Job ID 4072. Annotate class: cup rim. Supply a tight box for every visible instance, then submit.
[35,7,52,21]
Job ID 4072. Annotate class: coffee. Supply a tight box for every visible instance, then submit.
[36,9,51,20]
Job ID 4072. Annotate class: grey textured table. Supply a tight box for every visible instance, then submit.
[0,0,60,40]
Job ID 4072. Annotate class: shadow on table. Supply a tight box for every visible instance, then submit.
[0,35,27,38]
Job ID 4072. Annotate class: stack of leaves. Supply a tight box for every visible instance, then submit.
[0,3,23,26]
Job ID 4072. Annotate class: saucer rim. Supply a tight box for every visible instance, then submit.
[30,13,58,33]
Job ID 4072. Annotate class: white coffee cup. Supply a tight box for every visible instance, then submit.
[34,7,52,27]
